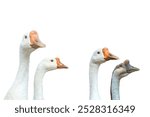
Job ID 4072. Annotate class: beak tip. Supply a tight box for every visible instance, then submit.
[64,66,68,69]
[136,68,140,71]
[41,44,46,48]
[128,67,140,73]
[133,67,140,72]
[115,57,119,60]
[107,53,119,60]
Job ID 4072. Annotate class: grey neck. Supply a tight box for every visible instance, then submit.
[110,74,120,100]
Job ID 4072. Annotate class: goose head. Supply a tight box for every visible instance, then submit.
[38,57,68,71]
[113,59,139,79]
[91,47,119,64]
[20,30,46,51]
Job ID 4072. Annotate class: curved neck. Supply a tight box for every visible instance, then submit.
[16,48,30,86]
[5,47,31,100]
[34,67,47,100]
[110,74,120,100]
[89,62,100,100]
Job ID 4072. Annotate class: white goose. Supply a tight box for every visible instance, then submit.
[89,47,118,100]
[110,60,139,100]
[33,57,68,100]
[4,31,46,100]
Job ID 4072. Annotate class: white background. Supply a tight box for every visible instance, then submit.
[0,0,150,116]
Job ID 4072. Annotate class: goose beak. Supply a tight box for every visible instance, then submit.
[127,65,140,73]
[56,58,68,69]
[29,31,46,49]
[108,53,119,60]
[102,48,119,61]
[124,59,140,73]
[127,66,140,73]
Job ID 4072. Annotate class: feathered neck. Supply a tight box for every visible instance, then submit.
[4,46,32,100]
[34,67,47,100]
[110,73,120,100]
[89,62,101,100]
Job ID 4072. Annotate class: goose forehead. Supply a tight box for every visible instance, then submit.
[100,48,104,57]
[25,32,30,36]
[24,31,30,37]
[44,58,55,62]
[24,30,36,38]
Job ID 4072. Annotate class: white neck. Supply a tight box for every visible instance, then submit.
[4,47,31,100]
[110,74,120,100]
[89,62,100,100]
[33,67,47,100]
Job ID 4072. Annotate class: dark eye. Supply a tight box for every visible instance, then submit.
[24,35,27,39]
[50,59,54,62]
[97,51,100,54]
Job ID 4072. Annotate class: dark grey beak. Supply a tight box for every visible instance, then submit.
[127,65,140,73]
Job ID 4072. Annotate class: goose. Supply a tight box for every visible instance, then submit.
[4,31,46,100]
[33,57,68,100]
[89,47,119,100]
[110,59,139,100]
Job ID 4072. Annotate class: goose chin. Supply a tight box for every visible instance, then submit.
[30,42,46,49]
[57,65,68,69]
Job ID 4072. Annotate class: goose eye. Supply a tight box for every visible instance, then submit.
[50,59,54,62]
[24,35,27,39]
[97,51,100,54]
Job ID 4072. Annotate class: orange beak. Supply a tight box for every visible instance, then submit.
[102,48,119,61]
[55,57,68,69]
[29,31,46,49]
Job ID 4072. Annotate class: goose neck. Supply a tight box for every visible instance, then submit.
[110,74,120,100]
[34,67,47,100]
[89,62,100,100]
